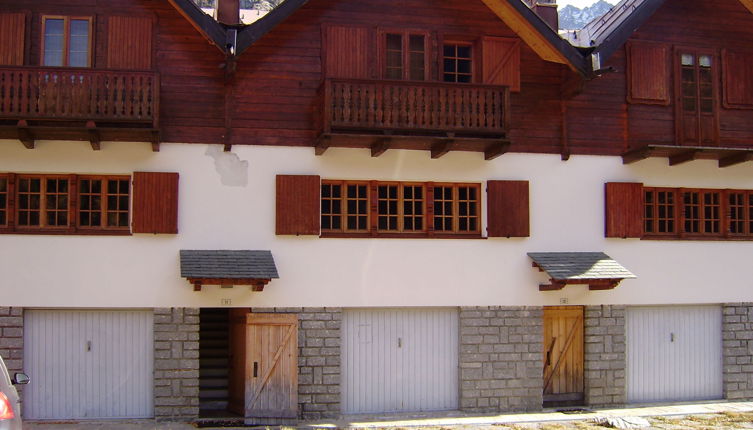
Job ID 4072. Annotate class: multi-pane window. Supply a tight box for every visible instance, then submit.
[383,31,427,81]
[42,16,92,67]
[320,180,480,237]
[443,43,473,83]
[644,187,753,239]
[677,50,717,144]
[0,173,130,233]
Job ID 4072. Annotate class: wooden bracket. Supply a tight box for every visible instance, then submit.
[431,138,453,159]
[669,149,699,166]
[150,130,160,152]
[719,152,752,168]
[539,280,567,291]
[193,281,203,292]
[86,121,101,151]
[371,137,390,157]
[187,277,271,292]
[484,140,511,161]
[314,135,331,155]
[539,278,622,291]
[16,120,34,149]
[622,146,652,164]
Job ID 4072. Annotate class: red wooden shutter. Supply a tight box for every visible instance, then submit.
[627,41,669,105]
[323,25,370,79]
[605,182,643,238]
[276,175,320,235]
[722,49,753,109]
[482,37,520,92]
[0,13,26,65]
[486,180,529,237]
[107,16,153,70]
[132,172,179,234]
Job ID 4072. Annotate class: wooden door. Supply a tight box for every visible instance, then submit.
[543,306,584,405]
[228,312,298,424]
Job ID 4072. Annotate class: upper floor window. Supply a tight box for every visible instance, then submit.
[42,16,92,67]
[320,180,480,237]
[443,43,473,83]
[382,30,428,81]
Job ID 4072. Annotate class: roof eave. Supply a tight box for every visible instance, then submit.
[235,0,311,56]
[168,0,228,54]
[482,0,592,77]
[590,0,667,65]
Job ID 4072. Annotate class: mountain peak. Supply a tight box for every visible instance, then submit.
[558,0,614,30]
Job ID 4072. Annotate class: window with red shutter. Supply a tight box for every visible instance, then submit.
[0,12,26,66]
[276,175,321,235]
[482,37,520,92]
[626,41,670,105]
[107,16,153,70]
[322,25,370,79]
[132,172,179,234]
[722,49,753,109]
[605,182,643,238]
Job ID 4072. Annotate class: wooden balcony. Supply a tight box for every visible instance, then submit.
[0,67,160,150]
[317,79,511,160]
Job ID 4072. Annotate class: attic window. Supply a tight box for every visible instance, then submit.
[443,43,473,83]
[381,30,428,81]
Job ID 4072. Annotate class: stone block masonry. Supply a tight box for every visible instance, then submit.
[251,307,341,420]
[583,305,626,407]
[723,303,753,400]
[459,306,543,412]
[0,307,24,401]
[154,308,200,421]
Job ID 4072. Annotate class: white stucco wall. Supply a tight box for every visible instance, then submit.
[0,140,751,308]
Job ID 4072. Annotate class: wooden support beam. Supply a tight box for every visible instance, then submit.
[150,131,160,152]
[16,120,34,149]
[588,280,620,290]
[430,139,453,159]
[484,140,511,161]
[314,135,331,155]
[86,121,100,151]
[719,152,753,168]
[668,149,699,166]
[371,138,390,157]
[193,281,202,292]
[539,280,566,291]
[223,143,233,152]
[621,146,651,164]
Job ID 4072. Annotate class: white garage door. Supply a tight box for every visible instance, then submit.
[23,310,154,419]
[627,305,722,403]
[342,308,458,414]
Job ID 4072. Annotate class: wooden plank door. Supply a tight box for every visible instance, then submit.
[244,313,298,424]
[543,306,584,405]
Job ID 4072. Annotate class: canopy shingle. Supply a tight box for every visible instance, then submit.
[180,250,279,280]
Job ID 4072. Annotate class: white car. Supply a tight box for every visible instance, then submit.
[0,355,28,430]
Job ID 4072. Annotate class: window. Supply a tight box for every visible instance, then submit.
[320,180,481,237]
[443,43,473,83]
[42,16,92,67]
[676,50,717,144]
[642,186,753,239]
[0,173,131,234]
[382,31,427,81]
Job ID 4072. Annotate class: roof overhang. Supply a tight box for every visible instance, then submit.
[622,144,753,168]
[528,252,635,291]
[168,0,228,54]
[180,250,279,292]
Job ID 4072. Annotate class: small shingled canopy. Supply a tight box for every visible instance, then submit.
[180,250,279,291]
[528,252,635,291]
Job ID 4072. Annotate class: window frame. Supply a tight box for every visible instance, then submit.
[441,39,475,84]
[41,15,93,68]
[320,180,482,238]
[673,47,719,145]
[0,172,131,235]
[378,28,430,81]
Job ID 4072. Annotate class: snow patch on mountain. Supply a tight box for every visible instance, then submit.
[558,0,614,30]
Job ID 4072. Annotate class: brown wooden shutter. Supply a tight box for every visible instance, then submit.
[132,172,179,234]
[627,41,669,105]
[486,180,529,237]
[0,13,26,65]
[482,37,520,92]
[107,16,153,70]
[323,25,370,79]
[276,175,320,235]
[722,49,753,109]
[604,182,643,238]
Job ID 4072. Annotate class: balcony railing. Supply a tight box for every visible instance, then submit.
[0,67,158,126]
[321,78,509,136]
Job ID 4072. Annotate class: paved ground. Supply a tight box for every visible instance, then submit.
[22,401,753,429]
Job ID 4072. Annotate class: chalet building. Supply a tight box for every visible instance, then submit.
[0,0,753,424]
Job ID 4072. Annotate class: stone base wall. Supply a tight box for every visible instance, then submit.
[154,308,200,421]
[251,307,341,420]
[459,306,543,412]
[584,305,626,407]
[0,307,24,405]
[723,303,753,400]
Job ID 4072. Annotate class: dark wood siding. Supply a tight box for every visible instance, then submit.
[486,180,529,238]
[604,182,643,238]
[132,172,179,234]
[722,49,753,109]
[482,36,520,92]
[0,12,26,65]
[323,25,370,79]
[106,16,153,70]
[276,175,320,235]
[627,41,669,105]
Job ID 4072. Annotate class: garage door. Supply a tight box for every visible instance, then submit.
[627,306,722,403]
[342,308,458,414]
[23,310,154,419]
